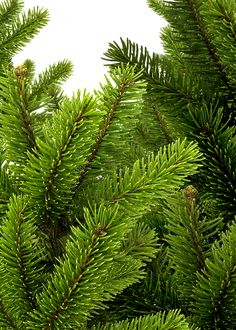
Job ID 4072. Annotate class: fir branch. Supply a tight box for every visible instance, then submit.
[0,195,46,328]
[133,96,175,155]
[189,103,236,219]
[27,204,156,329]
[14,65,37,150]
[121,222,158,263]
[78,78,128,183]
[200,0,236,121]
[0,0,23,27]
[155,109,173,144]
[165,189,207,308]
[92,309,192,330]
[22,91,101,231]
[105,245,179,322]
[0,68,38,180]
[187,0,228,83]
[0,158,15,218]
[148,0,225,81]
[134,93,175,150]
[192,221,236,329]
[0,7,49,58]
[30,60,73,105]
[88,138,202,219]
[77,64,146,185]
[22,58,35,83]
[0,298,17,329]
[103,38,206,118]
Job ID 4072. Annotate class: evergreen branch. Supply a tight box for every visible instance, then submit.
[121,222,158,263]
[105,245,179,322]
[155,108,173,144]
[0,6,49,58]
[92,309,192,330]
[44,85,65,112]
[30,60,73,104]
[90,256,147,326]
[89,224,159,326]
[0,67,38,180]
[0,161,14,218]
[103,38,206,102]
[0,146,15,218]
[159,26,188,71]
[148,0,228,84]
[104,256,145,298]
[201,0,236,87]
[88,138,202,219]
[187,0,228,82]
[27,204,156,329]
[134,95,175,152]
[0,0,23,27]
[103,38,209,122]
[149,0,236,126]
[188,103,236,219]
[103,38,157,77]
[77,64,146,185]
[22,58,36,83]
[136,109,169,153]
[0,195,46,328]
[165,189,207,308]
[14,65,37,150]
[192,221,236,329]
[22,91,101,230]
[0,298,17,329]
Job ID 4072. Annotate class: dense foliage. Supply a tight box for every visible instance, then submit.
[103,0,236,329]
[0,0,235,329]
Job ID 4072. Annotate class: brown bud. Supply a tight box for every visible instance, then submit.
[182,185,198,204]
[14,65,27,81]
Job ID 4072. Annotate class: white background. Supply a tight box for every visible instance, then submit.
[13,0,166,95]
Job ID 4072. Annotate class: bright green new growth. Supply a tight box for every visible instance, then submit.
[1,0,235,329]
[0,1,203,329]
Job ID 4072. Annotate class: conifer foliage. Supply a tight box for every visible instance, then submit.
[0,1,203,329]
[104,0,236,329]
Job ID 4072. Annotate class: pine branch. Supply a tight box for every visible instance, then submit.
[134,96,174,154]
[22,58,36,82]
[84,224,159,326]
[103,37,212,101]
[187,0,228,82]
[148,0,236,126]
[201,0,236,124]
